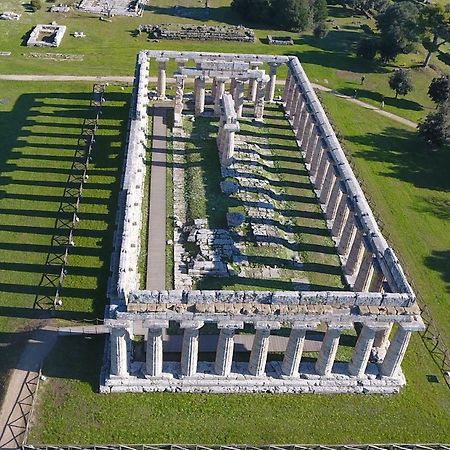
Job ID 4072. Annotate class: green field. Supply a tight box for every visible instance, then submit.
[0,0,447,122]
[0,0,450,444]
[0,81,131,400]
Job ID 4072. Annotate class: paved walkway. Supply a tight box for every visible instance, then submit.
[0,327,57,449]
[146,106,168,290]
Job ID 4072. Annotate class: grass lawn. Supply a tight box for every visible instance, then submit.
[0,81,448,445]
[28,332,450,444]
[0,80,130,400]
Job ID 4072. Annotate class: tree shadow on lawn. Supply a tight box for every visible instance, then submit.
[345,126,450,192]
[424,250,450,294]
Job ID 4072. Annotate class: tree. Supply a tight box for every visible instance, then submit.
[388,69,413,98]
[312,0,328,23]
[419,5,450,67]
[418,107,450,148]
[30,0,42,11]
[313,21,329,39]
[428,75,450,105]
[377,2,420,61]
[272,0,311,31]
[356,38,378,60]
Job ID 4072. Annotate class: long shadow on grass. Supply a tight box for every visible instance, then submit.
[345,126,450,192]
[0,88,129,395]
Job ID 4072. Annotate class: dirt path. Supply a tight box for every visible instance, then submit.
[311,83,418,129]
[0,75,418,129]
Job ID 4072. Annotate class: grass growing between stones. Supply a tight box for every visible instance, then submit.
[0,80,130,400]
[320,92,450,347]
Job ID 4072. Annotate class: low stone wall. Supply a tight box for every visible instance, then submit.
[139,24,255,42]
[27,24,67,47]
[267,35,294,45]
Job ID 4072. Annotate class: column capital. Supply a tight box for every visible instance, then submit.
[143,320,169,329]
[268,62,279,75]
[254,321,281,330]
[180,320,204,330]
[174,74,187,82]
[156,57,169,66]
[218,321,244,330]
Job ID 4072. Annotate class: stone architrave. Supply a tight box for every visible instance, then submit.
[282,322,318,377]
[156,57,169,99]
[180,321,204,377]
[215,321,244,376]
[380,321,424,377]
[248,322,280,376]
[144,320,169,377]
[174,74,187,128]
[315,322,352,376]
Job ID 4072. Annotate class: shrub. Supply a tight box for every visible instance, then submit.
[30,0,42,11]
[356,38,378,60]
[313,22,330,39]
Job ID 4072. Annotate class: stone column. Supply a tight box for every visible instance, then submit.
[380,321,424,377]
[337,210,357,256]
[348,322,386,377]
[344,228,364,275]
[230,77,237,98]
[309,139,325,179]
[214,77,227,115]
[319,163,335,205]
[292,97,305,132]
[315,322,352,376]
[370,263,385,292]
[267,62,279,102]
[314,151,330,191]
[254,76,269,121]
[173,74,186,128]
[234,79,245,118]
[180,320,204,377]
[109,324,130,377]
[282,322,318,377]
[331,194,349,238]
[211,77,217,98]
[221,123,239,166]
[325,179,343,221]
[144,320,168,377]
[195,75,207,116]
[248,62,262,101]
[288,88,301,122]
[215,321,244,376]
[353,247,375,291]
[373,323,393,349]
[156,57,169,99]
[248,321,280,376]
[283,70,293,105]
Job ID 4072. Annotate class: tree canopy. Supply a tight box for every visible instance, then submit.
[388,69,414,98]
[231,0,327,31]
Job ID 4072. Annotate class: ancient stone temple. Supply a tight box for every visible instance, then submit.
[101,50,424,394]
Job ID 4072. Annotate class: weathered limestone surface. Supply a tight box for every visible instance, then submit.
[103,51,423,395]
[27,24,67,47]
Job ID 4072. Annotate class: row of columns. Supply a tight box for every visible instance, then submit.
[284,70,384,291]
[110,320,417,379]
